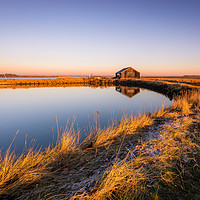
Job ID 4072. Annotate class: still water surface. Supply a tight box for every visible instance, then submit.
[0,86,172,153]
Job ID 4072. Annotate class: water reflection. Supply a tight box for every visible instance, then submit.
[116,86,140,98]
[0,86,172,153]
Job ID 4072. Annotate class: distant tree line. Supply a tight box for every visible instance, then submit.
[0,73,18,77]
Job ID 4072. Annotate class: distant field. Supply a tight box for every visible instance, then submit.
[142,77,200,87]
[1,77,200,90]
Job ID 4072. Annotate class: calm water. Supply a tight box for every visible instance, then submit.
[0,86,172,153]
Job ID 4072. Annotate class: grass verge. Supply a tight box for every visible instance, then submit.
[73,91,200,200]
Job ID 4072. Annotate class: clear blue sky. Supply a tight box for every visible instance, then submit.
[0,0,200,76]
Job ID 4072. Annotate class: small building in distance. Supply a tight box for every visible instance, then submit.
[116,67,140,79]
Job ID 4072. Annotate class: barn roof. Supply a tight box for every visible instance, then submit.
[116,67,140,74]
[116,67,129,74]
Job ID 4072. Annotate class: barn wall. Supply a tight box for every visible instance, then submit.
[122,68,140,78]
[116,68,140,79]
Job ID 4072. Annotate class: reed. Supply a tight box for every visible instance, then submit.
[142,77,200,90]
[93,113,154,147]
[0,78,113,89]
[0,124,80,198]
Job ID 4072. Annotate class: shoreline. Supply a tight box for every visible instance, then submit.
[0,78,113,89]
[1,77,199,98]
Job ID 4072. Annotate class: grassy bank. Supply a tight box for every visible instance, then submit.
[144,77,200,87]
[0,78,113,89]
[74,91,200,200]
[114,78,200,100]
[1,77,199,95]
[0,81,200,199]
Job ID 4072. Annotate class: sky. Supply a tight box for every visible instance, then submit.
[0,0,200,76]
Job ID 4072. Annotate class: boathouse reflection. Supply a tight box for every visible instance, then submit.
[115,86,140,98]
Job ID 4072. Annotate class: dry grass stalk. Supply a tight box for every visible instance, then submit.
[0,124,79,197]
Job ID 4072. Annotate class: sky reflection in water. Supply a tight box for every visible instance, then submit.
[0,86,172,153]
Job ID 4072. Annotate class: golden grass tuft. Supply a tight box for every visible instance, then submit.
[93,113,154,147]
[0,147,49,194]
[0,125,80,197]
[73,156,148,200]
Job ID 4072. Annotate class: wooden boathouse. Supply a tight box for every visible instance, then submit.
[116,67,140,79]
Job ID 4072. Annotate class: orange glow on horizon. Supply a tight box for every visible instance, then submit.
[1,62,200,77]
